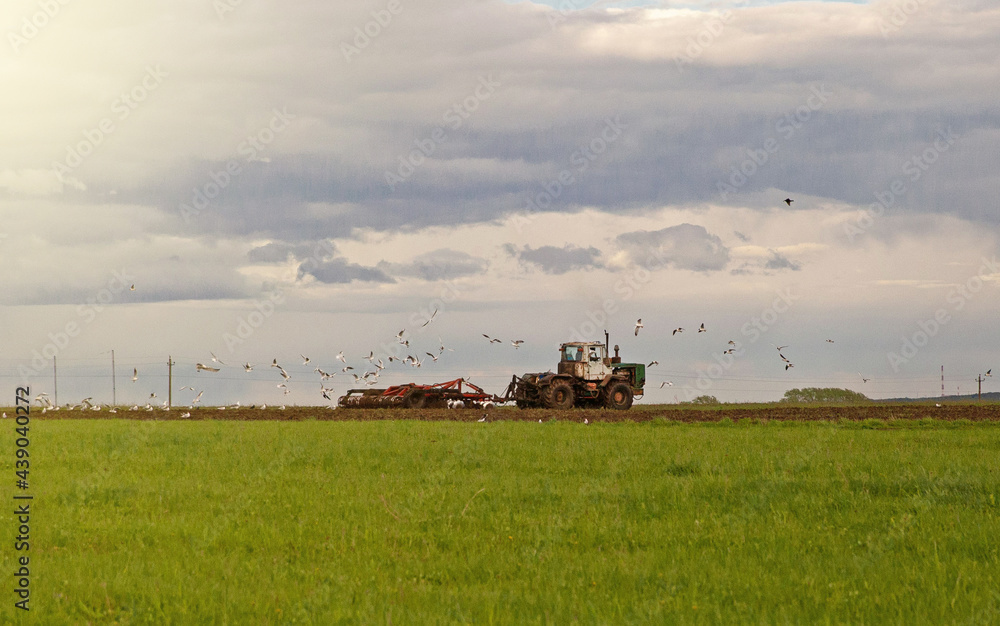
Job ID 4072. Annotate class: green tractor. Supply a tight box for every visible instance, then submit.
[505,334,645,410]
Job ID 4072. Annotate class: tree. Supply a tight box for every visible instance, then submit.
[685,395,720,405]
[781,388,869,404]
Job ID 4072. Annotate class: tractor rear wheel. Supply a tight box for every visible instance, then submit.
[604,382,633,410]
[544,381,575,409]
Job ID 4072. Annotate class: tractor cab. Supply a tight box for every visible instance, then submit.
[558,341,612,381]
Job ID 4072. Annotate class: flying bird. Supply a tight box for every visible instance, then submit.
[634,319,643,336]
[425,352,439,362]
[196,363,220,372]
[364,351,374,362]
[271,358,280,367]
[698,323,706,333]
[335,352,346,363]
[986,369,992,377]
[723,349,735,355]
[672,328,684,335]
[786,363,795,370]
[210,351,225,365]
[421,308,438,327]
[784,198,793,206]
[648,360,659,367]
[511,340,524,349]
[483,334,501,344]
[149,392,157,399]
[659,381,673,388]
[728,340,736,346]
[825,339,835,343]
[192,390,204,403]
[243,363,254,372]
[132,368,138,382]
[859,372,870,383]
[130,284,135,291]
[301,354,311,365]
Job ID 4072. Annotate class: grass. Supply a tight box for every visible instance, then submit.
[3,418,1000,624]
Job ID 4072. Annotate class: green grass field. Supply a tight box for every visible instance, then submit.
[3,418,1000,624]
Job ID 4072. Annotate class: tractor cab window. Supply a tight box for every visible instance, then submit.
[588,347,599,362]
[562,345,584,361]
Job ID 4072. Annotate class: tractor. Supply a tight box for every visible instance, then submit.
[504,333,645,410]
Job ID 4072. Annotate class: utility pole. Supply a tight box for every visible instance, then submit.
[53,356,58,406]
[167,355,175,408]
[941,365,944,398]
[112,349,117,407]
[976,375,983,403]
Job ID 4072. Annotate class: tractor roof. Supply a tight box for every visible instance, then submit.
[560,341,605,348]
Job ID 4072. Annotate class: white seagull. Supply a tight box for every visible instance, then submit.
[634,319,643,336]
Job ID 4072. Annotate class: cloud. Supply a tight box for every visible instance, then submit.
[376,248,489,281]
[0,169,65,195]
[298,258,395,285]
[763,250,801,271]
[615,223,730,271]
[505,243,604,274]
[247,241,336,264]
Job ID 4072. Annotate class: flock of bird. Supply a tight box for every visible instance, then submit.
[631,317,877,387]
[109,312,529,408]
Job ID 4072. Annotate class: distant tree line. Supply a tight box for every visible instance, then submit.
[780,388,869,404]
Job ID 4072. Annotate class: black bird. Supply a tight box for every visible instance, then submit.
[784,198,793,206]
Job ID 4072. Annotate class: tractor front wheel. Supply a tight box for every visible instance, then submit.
[604,382,633,410]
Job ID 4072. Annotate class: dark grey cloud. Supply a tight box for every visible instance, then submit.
[298,258,394,284]
[505,243,604,274]
[764,251,801,272]
[247,240,337,264]
[615,224,730,272]
[376,249,489,281]
[19,0,1000,249]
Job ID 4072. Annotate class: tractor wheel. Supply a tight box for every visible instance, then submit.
[516,400,530,410]
[544,381,575,410]
[604,382,633,410]
[403,390,427,409]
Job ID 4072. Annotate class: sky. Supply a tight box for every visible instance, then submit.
[1,0,998,407]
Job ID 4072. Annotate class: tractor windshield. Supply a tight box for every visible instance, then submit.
[562,345,585,362]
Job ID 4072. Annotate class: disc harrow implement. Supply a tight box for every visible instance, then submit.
[338,378,502,409]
